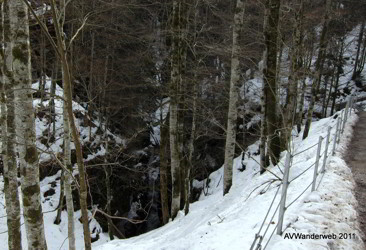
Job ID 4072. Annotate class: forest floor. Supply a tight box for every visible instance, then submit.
[345,111,366,245]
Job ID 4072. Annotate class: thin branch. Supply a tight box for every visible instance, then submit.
[68,12,92,49]
[22,0,60,58]
[93,208,145,224]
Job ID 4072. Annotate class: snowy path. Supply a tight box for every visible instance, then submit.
[345,111,366,245]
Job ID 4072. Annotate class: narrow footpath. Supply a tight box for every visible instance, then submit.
[345,111,366,245]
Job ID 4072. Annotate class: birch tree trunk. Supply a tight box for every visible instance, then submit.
[1,2,22,248]
[303,0,331,140]
[223,0,245,195]
[6,1,48,249]
[263,0,281,165]
[63,98,76,250]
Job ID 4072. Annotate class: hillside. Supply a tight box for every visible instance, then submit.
[93,108,364,250]
[1,3,366,249]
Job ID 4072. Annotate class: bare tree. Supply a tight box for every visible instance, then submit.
[223,0,245,195]
[282,0,304,150]
[169,0,187,220]
[262,0,281,166]
[303,0,331,140]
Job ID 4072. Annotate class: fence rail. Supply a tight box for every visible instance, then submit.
[250,95,355,250]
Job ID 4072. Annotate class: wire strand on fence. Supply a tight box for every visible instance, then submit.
[291,142,319,157]
[289,135,333,184]
[316,171,326,190]
[289,161,317,183]
[262,201,281,240]
[263,224,279,250]
[256,185,281,234]
[286,181,313,209]
[250,186,281,250]
[319,148,326,159]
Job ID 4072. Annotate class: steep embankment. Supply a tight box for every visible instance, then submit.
[95,111,364,250]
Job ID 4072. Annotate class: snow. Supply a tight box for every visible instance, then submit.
[94,109,364,250]
[32,78,124,163]
[150,98,169,145]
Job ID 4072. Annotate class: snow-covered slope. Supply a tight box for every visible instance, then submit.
[94,109,364,250]
[32,79,124,164]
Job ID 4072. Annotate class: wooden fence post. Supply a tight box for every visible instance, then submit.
[321,127,331,173]
[312,136,323,191]
[277,152,291,236]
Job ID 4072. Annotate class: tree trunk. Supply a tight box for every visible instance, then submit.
[63,96,76,250]
[88,30,95,141]
[303,0,331,140]
[159,103,170,224]
[357,34,366,74]
[260,88,267,173]
[50,1,92,248]
[321,73,330,117]
[169,0,186,220]
[102,54,114,240]
[352,21,365,79]
[1,2,23,248]
[324,68,335,117]
[283,0,303,150]
[260,2,269,173]
[263,0,281,165]
[54,170,65,224]
[296,44,313,133]
[223,0,245,195]
[331,39,344,116]
[103,131,114,240]
[50,60,58,137]
[185,72,198,214]
[7,1,48,249]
